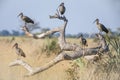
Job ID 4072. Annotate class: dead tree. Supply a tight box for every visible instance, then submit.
[9,13,109,76]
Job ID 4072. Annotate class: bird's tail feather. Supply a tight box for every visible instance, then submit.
[21,54,26,57]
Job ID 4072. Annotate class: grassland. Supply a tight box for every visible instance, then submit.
[0,36,119,80]
[0,36,73,80]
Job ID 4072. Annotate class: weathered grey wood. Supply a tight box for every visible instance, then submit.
[9,59,33,73]
[9,53,64,76]
[9,13,109,76]
[8,46,103,76]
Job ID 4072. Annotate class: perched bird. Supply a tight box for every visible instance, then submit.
[18,12,34,26]
[93,18,109,34]
[79,34,88,47]
[79,34,88,56]
[58,2,66,16]
[12,43,26,59]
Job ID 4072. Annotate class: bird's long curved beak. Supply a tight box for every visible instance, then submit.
[93,19,96,24]
[17,14,20,17]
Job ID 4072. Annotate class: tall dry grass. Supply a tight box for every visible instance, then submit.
[0,36,120,80]
[0,36,69,80]
[66,35,120,80]
[66,54,120,80]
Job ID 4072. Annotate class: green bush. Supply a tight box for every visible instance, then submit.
[41,37,61,56]
[66,62,80,80]
[106,35,120,55]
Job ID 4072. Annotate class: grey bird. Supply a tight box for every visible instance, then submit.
[18,12,34,26]
[79,34,88,47]
[79,34,88,56]
[12,43,26,59]
[58,2,66,16]
[93,18,109,34]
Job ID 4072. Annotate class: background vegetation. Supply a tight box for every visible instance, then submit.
[0,28,120,80]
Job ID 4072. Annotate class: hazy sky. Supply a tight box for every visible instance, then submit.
[0,0,120,34]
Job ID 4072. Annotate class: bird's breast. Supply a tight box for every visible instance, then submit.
[97,24,102,31]
[16,48,21,55]
[21,16,26,20]
[59,6,65,14]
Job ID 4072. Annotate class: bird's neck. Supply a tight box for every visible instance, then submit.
[20,14,23,18]
[15,46,19,49]
[96,21,99,25]
[21,16,23,19]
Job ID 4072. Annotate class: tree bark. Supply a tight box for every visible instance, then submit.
[9,53,64,76]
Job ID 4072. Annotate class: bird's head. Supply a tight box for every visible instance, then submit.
[77,34,83,39]
[17,12,23,17]
[93,18,99,23]
[80,34,83,38]
[12,43,18,48]
[80,34,83,37]
[60,2,64,6]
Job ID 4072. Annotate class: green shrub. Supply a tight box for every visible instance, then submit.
[106,35,120,53]
[66,62,79,80]
[41,37,61,56]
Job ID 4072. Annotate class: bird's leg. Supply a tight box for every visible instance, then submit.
[82,45,85,57]
[99,31,101,34]
[99,31,102,34]
[25,22,27,26]
[62,15,65,18]
[84,46,86,56]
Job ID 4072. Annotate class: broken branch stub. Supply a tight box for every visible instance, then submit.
[49,13,68,21]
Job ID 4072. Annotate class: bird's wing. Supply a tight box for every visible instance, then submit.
[82,38,87,43]
[24,16,34,24]
[18,48,26,57]
[100,24,109,33]
[82,38,88,46]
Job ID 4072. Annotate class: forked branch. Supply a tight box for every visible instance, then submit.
[10,13,109,76]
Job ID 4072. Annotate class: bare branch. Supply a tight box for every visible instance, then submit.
[13,12,110,76]
[49,13,68,21]
[9,46,103,76]
[9,53,64,76]
[9,59,33,73]
[21,14,68,50]
[21,26,61,39]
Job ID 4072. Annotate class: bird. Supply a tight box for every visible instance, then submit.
[79,34,88,56]
[58,2,66,16]
[93,18,109,34]
[79,34,88,47]
[12,43,26,59]
[18,12,34,26]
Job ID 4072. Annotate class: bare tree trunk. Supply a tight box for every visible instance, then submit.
[9,13,109,76]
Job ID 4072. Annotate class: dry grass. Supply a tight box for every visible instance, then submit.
[69,55,120,80]
[0,36,71,80]
[0,37,119,80]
